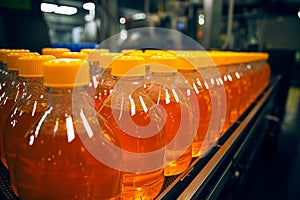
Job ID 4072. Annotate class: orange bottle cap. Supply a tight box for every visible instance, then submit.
[80,48,110,54]
[61,52,88,60]
[41,48,70,58]
[7,52,39,71]
[18,55,55,77]
[110,55,145,77]
[43,58,90,87]
[149,55,177,73]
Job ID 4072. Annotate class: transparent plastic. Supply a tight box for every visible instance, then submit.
[99,75,165,200]
[14,87,122,200]
[2,77,47,195]
[176,69,212,158]
[146,71,194,176]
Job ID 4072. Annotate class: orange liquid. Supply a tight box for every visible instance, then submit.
[160,101,192,176]
[180,84,211,158]
[193,92,211,157]
[94,87,113,111]
[0,99,18,161]
[3,110,44,195]
[100,104,165,199]
[146,81,193,176]
[15,116,121,200]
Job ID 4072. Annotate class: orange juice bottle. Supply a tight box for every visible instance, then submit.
[14,59,121,200]
[90,52,121,111]
[0,49,30,93]
[41,47,70,58]
[206,52,228,136]
[2,55,55,195]
[176,54,212,158]
[98,55,165,199]
[146,55,194,176]
[0,52,38,161]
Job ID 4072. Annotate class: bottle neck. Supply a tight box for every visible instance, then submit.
[46,86,89,113]
[113,75,144,92]
[150,71,177,86]
[22,77,45,97]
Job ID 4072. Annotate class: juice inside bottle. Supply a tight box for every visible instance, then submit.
[146,55,194,176]
[98,56,165,200]
[89,52,121,111]
[176,54,212,158]
[3,55,55,195]
[14,59,121,200]
[0,52,38,162]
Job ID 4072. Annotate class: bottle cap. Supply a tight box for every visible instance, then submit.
[176,54,200,70]
[0,49,30,64]
[125,52,152,64]
[7,52,39,71]
[111,55,145,77]
[149,55,177,73]
[121,49,143,54]
[18,55,55,77]
[41,48,70,58]
[144,49,168,55]
[61,52,88,60]
[86,52,121,67]
[43,58,90,87]
[80,48,110,54]
[97,53,122,68]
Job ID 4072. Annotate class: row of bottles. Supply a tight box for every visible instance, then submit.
[0,48,270,200]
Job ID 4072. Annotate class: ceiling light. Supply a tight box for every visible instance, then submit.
[119,17,126,24]
[41,3,58,13]
[132,13,146,20]
[298,10,300,18]
[83,2,95,11]
[54,6,78,15]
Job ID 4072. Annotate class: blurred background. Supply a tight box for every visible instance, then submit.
[0,1,300,199]
[0,0,299,52]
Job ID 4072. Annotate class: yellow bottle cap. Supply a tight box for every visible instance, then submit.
[97,53,122,68]
[86,52,121,66]
[149,55,177,73]
[0,49,30,64]
[176,54,200,70]
[111,55,145,77]
[41,48,71,58]
[121,49,143,54]
[43,58,90,87]
[124,52,152,64]
[144,49,168,55]
[18,55,56,77]
[61,52,88,60]
[7,52,40,71]
[0,49,11,63]
[80,48,110,54]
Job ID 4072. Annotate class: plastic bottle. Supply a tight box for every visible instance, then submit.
[221,53,241,123]
[14,58,121,200]
[41,47,70,58]
[208,52,231,134]
[98,55,166,199]
[146,55,194,176]
[176,54,212,157]
[2,55,55,195]
[0,52,39,160]
[0,49,30,94]
[90,52,121,111]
